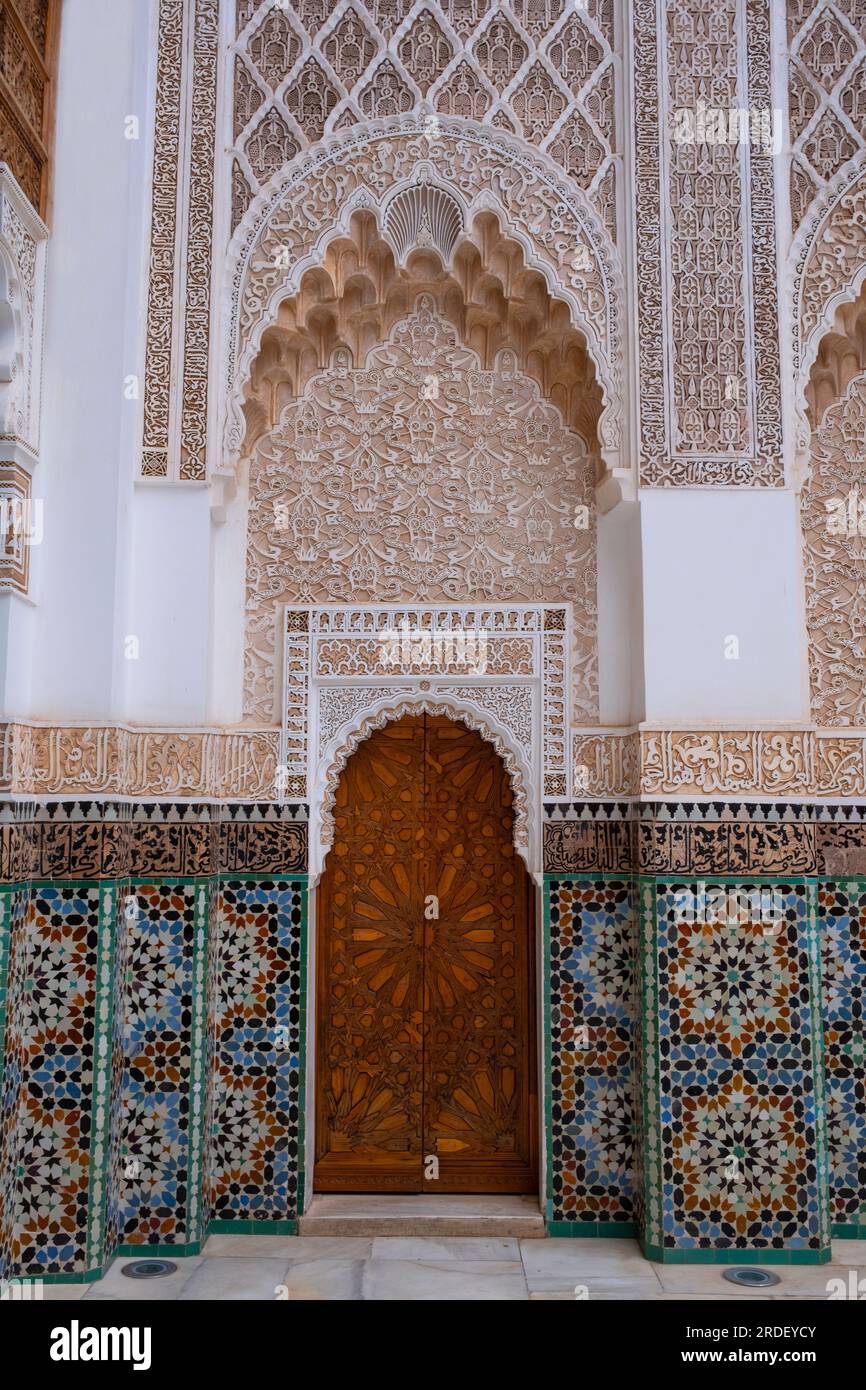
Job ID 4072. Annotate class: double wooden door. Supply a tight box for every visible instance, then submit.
[315,714,537,1193]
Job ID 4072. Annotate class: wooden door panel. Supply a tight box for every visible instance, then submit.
[315,717,426,1190]
[422,717,537,1192]
[315,713,537,1194]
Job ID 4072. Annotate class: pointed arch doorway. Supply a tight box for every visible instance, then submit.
[314,712,538,1194]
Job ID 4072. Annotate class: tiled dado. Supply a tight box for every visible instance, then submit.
[0,874,307,1280]
[2,801,865,1272]
[638,880,830,1262]
[545,878,637,1235]
[544,804,866,1256]
[0,883,116,1279]
[820,880,866,1239]
[0,799,310,1279]
[208,880,305,1230]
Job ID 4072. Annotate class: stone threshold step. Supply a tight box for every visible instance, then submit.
[299,1195,546,1238]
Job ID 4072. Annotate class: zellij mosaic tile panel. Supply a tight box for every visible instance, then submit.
[2,886,114,1277]
[546,878,636,1230]
[643,880,830,1258]
[115,882,208,1249]
[819,880,866,1234]
[208,879,305,1226]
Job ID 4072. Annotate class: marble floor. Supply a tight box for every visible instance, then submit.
[37,1237,866,1301]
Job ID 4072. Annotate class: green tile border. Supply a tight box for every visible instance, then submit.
[806,879,832,1252]
[832,1223,866,1238]
[87,882,116,1275]
[640,877,663,1252]
[205,1219,298,1236]
[547,1221,639,1238]
[0,889,11,1113]
[14,1268,105,1286]
[542,879,554,1208]
[640,1241,832,1266]
[188,878,210,1246]
[115,1241,203,1258]
[295,877,308,1220]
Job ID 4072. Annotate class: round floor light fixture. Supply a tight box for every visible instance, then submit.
[722,1267,780,1288]
[121,1259,178,1280]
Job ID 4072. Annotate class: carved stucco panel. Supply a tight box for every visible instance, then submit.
[244,299,598,726]
[0,165,47,456]
[786,0,866,239]
[633,0,784,486]
[797,160,866,379]
[230,1,619,241]
[224,121,622,470]
[802,371,866,726]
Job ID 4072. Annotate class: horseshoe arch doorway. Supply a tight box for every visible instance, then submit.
[314,712,538,1193]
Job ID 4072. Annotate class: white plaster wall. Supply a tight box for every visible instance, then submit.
[639,489,809,725]
[208,469,249,726]
[123,484,211,724]
[0,594,35,713]
[25,0,151,722]
[597,500,645,726]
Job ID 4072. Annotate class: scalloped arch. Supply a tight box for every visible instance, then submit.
[313,695,536,877]
[221,116,624,472]
[795,154,866,390]
[241,205,605,453]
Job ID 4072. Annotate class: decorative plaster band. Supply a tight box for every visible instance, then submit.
[3,723,866,802]
[574,728,866,800]
[0,723,279,799]
[639,728,866,799]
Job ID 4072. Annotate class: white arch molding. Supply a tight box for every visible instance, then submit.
[216,116,627,508]
[310,694,539,883]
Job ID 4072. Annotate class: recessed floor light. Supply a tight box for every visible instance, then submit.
[722,1267,780,1288]
[121,1259,178,1280]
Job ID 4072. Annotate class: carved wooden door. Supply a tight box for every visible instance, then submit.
[315,714,537,1193]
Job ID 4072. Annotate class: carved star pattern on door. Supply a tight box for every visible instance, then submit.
[422,716,536,1187]
[315,715,426,1183]
[315,713,537,1192]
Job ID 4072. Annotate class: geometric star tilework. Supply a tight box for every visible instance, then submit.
[647,881,830,1255]
[0,886,105,1277]
[114,882,206,1248]
[819,880,866,1234]
[546,878,636,1229]
[207,879,304,1226]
